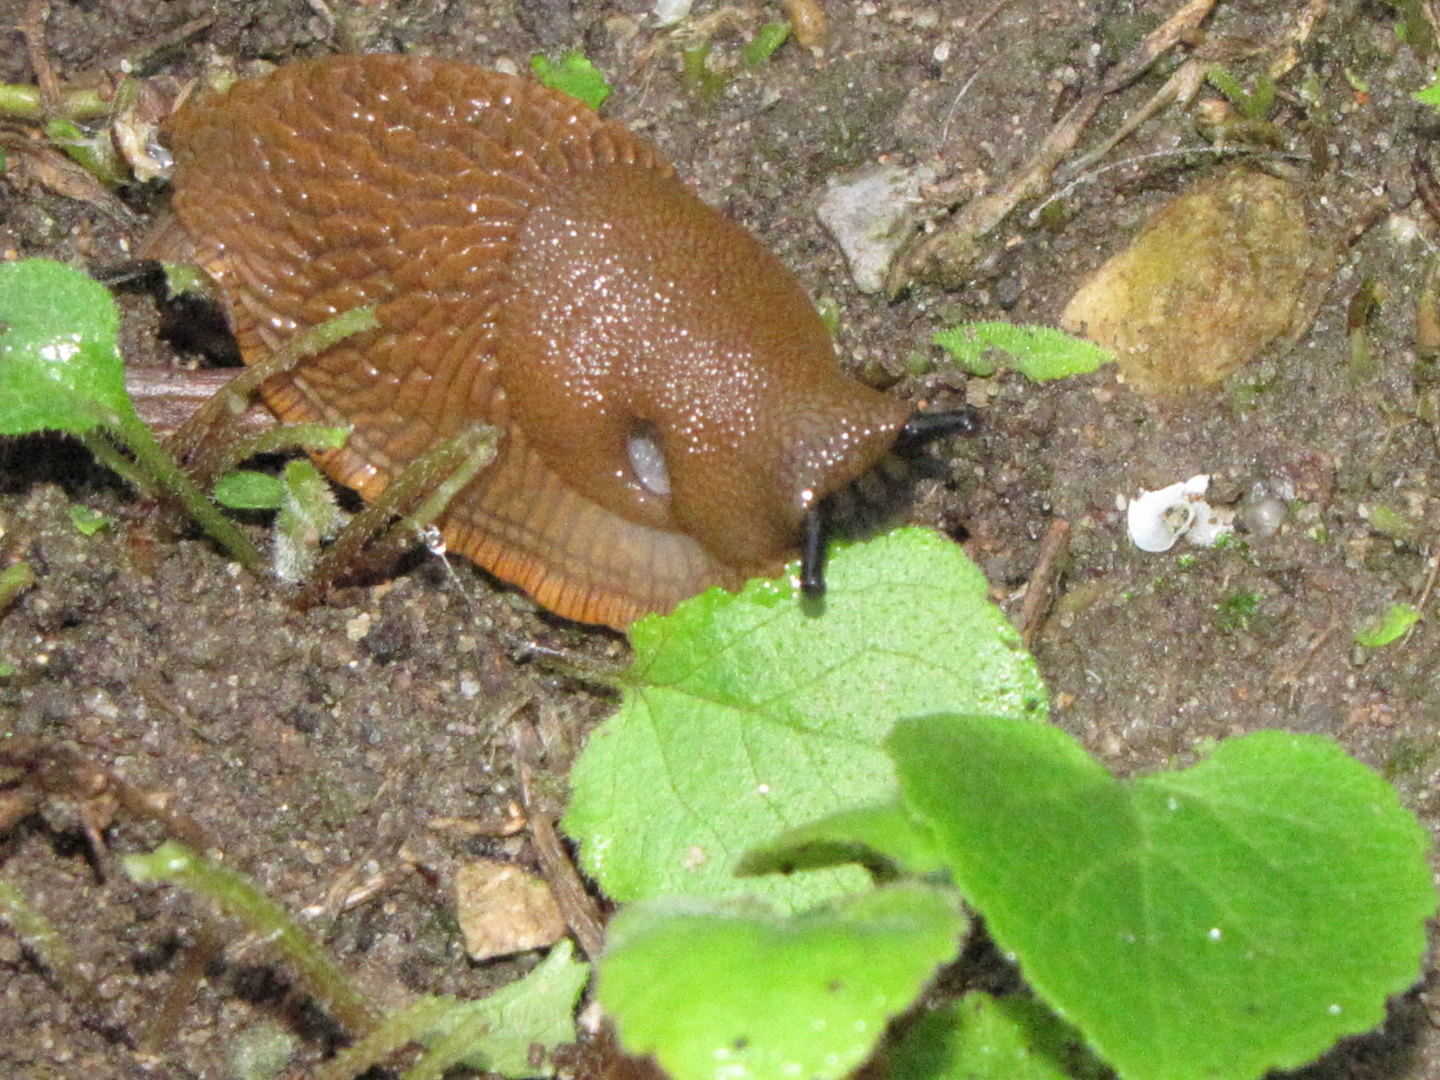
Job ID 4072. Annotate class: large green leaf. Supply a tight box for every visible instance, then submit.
[891,715,1436,1080]
[600,883,964,1080]
[564,529,1046,912]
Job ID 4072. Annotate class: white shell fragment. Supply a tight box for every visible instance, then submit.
[817,163,938,293]
[1187,500,1237,548]
[1127,475,1235,552]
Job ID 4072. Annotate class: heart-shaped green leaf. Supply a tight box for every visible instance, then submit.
[890,715,1436,1080]
[600,882,965,1080]
[563,529,1046,913]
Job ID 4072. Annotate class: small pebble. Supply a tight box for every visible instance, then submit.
[1244,496,1288,538]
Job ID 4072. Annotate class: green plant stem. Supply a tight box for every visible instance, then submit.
[381,423,500,546]
[209,421,352,482]
[0,875,104,1017]
[111,412,266,569]
[0,82,111,121]
[123,841,380,1037]
[0,560,36,612]
[400,1005,497,1080]
[167,305,378,479]
[310,996,459,1080]
[79,430,155,495]
[302,422,499,597]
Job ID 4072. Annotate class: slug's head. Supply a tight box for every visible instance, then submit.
[497,159,927,582]
[799,407,981,597]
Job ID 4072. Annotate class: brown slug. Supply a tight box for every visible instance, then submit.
[158,54,972,629]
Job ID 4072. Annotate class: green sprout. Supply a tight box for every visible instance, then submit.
[125,842,380,1036]
[1215,589,1261,632]
[932,322,1113,382]
[0,561,36,613]
[1205,65,1277,122]
[1355,603,1422,648]
[123,842,587,1078]
[67,504,113,535]
[742,22,791,68]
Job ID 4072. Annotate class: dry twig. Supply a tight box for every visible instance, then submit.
[887,0,1222,293]
[514,718,607,960]
[1017,518,1071,649]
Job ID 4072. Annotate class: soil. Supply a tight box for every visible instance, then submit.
[1,1,1439,1078]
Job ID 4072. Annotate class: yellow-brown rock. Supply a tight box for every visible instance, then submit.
[1061,170,1314,394]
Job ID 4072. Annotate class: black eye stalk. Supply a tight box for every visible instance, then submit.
[801,505,829,599]
[800,406,981,599]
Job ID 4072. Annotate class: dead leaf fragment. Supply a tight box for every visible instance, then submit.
[455,859,566,961]
[1061,169,1314,394]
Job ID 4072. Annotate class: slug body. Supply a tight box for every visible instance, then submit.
[162,54,912,628]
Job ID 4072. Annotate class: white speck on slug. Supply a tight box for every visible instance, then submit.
[627,429,671,495]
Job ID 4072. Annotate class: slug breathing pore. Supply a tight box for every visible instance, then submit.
[156,53,973,629]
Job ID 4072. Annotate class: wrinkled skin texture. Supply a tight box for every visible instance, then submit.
[161,54,908,628]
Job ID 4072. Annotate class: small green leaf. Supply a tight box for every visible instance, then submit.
[0,259,137,434]
[1366,502,1424,545]
[1416,72,1440,108]
[313,944,588,1080]
[1354,602,1422,647]
[932,322,1112,382]
[601,883,964,1080]
[563,528,1047,913]
[887,993,1105,1080]
[44,117,125,185]
[213,470,287,510]
[742,22,791,67]
[890,715,1436,1080]
[531,51,612,110]
[67,504,113,535]
[414,940,589,1078]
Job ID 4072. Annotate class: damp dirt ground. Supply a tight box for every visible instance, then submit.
[2,1,1440,1078]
